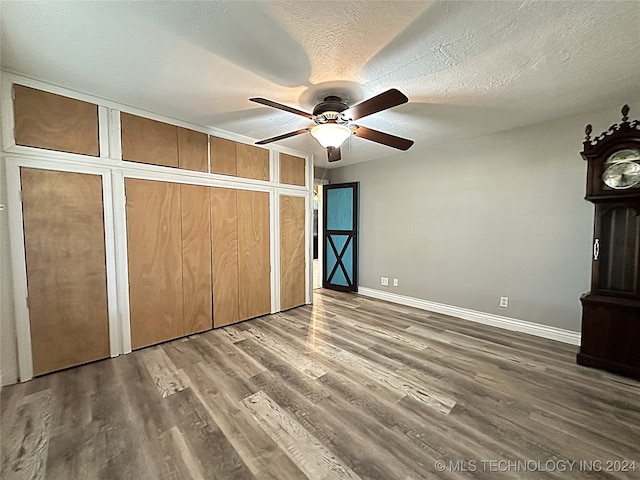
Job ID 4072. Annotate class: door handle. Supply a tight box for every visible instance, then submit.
[593,238,600,261]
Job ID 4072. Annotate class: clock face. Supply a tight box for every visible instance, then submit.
[602,147,640,190]
[602,160,640,189]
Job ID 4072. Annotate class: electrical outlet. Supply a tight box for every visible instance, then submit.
[381,276,389,286]
[393,278,399,287]
[500,296,509,308]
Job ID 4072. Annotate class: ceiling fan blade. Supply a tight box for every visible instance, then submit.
[327,146,341,162]
[353,126,414,150]
[342,89,409,121]
[255,128,310,145]
[249,97,314,119]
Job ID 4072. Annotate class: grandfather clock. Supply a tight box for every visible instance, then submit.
[577,105,640,380]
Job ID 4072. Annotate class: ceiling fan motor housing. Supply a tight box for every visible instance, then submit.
[313,95,350,124]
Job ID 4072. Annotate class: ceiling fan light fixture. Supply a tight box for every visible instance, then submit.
[310,123,352,148]
[250,89,414,161]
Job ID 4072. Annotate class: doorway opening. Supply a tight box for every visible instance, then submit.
[313,179,327,289]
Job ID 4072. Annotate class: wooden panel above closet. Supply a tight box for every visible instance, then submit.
[13,85,99,156]
[210,136,270,181]
[121,114,209,171]
[237,143,269,181]
[210,136,237,176]
[178,127,208,172]
[280,153,306,186]
[121,113,179,167]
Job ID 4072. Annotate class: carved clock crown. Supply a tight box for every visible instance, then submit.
[582,105,640,156]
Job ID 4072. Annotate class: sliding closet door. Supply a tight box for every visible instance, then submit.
[21,167,110,376]
[211,187,239,327]
[280,195,306,310]
[126,178,184,348]
[237,190,271,319]
[181,184,213,334]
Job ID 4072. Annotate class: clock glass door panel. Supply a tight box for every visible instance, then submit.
[594,205,640,296]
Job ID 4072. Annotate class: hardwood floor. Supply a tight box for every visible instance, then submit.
[2,289,640,479]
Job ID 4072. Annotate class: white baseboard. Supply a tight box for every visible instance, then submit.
[357,287,581,346]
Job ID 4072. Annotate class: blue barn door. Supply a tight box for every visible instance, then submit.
[323,182,358,292]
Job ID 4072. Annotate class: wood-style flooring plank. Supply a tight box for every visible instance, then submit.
[45,423,106,480]
[1,389,53,480]
[167,388,256,480]
[316,340,456,414]
[243,326,328,380]
[242,391,362,480]
[235,338,333,405]
[161,335,209,371]
[182,362,306,480]
[112,352,177,438]
[204,333,267,380]
[139,346,188,398]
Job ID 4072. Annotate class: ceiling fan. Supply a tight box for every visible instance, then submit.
[250,89,414,162]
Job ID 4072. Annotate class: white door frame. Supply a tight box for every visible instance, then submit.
[314,178,329,290]
[5,156,120,381]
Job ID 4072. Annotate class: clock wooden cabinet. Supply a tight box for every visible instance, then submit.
[578,105,640,379]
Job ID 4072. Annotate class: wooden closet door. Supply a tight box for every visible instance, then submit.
[21,168,110,376]
[181,184,213,334]
[210,187,239,327]
[237,190,271,320]
[126,178,183,348]
[280,195,306,310]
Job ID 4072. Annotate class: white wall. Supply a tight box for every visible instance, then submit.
[328,101,640,332]
[314,167,329,182]
[1,154,18,386]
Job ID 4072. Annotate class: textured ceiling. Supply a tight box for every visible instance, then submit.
[2,1,640,168]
